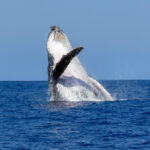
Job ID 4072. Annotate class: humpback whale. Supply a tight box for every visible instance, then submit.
[47,26,113,101]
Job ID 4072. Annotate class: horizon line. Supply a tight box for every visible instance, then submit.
[0,79,150,82]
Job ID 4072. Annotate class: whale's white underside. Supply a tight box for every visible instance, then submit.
[47,29,113,101]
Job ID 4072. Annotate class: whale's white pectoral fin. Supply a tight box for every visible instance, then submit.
[89,77,114,101]
[53,47,83,81]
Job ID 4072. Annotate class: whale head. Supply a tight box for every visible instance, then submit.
[47,26,72,50]
[47,26,73,66]
[49,26,65,43]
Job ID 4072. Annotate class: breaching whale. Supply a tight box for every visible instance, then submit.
[47,26,113,101]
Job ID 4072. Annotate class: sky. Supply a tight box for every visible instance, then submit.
[0,0,150,80]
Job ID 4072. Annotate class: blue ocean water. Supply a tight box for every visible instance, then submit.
[0,80,150,150]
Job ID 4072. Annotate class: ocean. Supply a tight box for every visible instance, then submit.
[0,80,150,150]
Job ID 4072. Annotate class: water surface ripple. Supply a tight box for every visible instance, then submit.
[0,80,150,149]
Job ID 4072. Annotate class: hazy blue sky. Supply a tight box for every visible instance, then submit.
[0,0,150,80]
